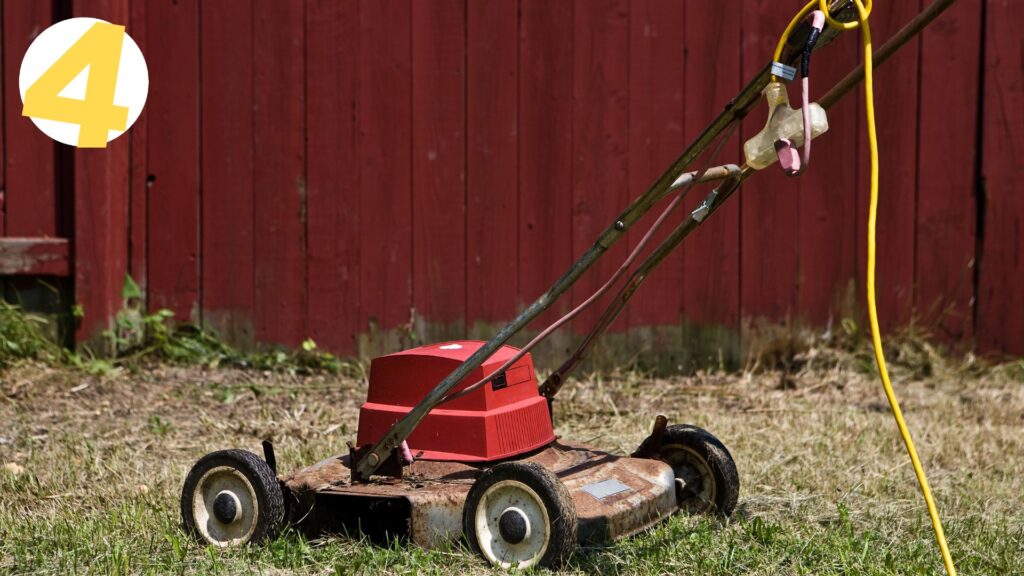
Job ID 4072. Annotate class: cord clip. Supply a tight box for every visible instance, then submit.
[691,188,720,223]
[770,61,797,82]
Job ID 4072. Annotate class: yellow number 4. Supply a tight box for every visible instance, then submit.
[22,22,129,148]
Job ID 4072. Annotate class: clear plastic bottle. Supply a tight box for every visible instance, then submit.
[743,81,829,170]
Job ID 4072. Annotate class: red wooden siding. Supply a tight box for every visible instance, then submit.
[978,0,1024,354]
[681,0,742,365]
[4,2,57,239]
[518,0,574,330]
[571,0,630,333]
[128,0,148,297]
[72,0,131,344]
[305,0,360,352]
[626,0,685,335]
[467,0,518,330]
[412,0,467,339]
[917,0,981,343]
[253,0,308,346]
[147,0,201,321]
[1,0,1020,360]
[358,0,412,351]
[0,238,69,276]
[201,0,255,344]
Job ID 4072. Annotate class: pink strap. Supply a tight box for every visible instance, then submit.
[775,138,802,176]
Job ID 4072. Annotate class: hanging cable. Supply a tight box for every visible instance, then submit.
[773,2,956,574]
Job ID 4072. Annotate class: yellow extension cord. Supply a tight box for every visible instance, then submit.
[773,1,958,574]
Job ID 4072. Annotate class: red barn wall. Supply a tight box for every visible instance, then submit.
[2,0,1020,364]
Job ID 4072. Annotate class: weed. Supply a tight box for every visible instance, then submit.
[1,275,354,377]
[100,303,350,376]
[147,415,173,438]
[0,301,62,368]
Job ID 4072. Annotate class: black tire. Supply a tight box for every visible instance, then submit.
[463,461,577,570]
[181,449,284,547]
[636,424,739,516]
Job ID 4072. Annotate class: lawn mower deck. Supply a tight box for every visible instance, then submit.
[280,440,677,549]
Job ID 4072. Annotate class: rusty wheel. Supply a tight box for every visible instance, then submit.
[636,424,739,516]
[463,461,577,570]
[181,449,284,547]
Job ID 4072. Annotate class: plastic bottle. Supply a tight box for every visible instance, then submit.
[743,81,829,170]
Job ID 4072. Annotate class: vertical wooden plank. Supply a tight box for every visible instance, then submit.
[916,0,981,345]
[128,0,148,300]
[682,0,742,368]
[3,2,56,237]
[201,0,255,345]
[253,0,307,347]
[73,0,130,347]
[797,11,860,326]
[519,0,573,334]
[306,0,360,354]
[627,0,685,337]
[571,0,629,332]
[627,0,686,371]
[856,0,921,330]
[740,1,800,325]
[146,0,199,320]
[359,0,412,353]
[412,0,466,341]
[978,0,1024,355]
[0,4,5,237]
[466,0,518,333]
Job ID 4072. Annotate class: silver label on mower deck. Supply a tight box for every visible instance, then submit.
[582,479,632,500]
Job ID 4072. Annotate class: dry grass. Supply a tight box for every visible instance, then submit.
[0,347,1022,575]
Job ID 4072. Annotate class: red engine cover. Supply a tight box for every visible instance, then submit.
[356,341,555,461]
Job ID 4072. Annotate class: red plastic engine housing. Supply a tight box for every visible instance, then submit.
[356,341,555,462]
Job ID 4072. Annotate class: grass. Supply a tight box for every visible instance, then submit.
[1,340,1021,575]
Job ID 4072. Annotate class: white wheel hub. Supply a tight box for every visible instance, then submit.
[191,466,259,547]
[663,444,716,513]
[474,480,550,569]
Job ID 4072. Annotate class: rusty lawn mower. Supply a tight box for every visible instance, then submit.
[180,1,956,570]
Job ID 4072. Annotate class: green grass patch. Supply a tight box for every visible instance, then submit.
[2,498,1019,575]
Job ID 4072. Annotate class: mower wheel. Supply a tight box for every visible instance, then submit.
[181,449,284,547]
[463,461,577,570]
[636,424,739,516]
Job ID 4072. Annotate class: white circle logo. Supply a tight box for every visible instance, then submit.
[19,17,147,148]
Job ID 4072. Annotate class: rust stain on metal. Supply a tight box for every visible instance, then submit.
[281,441,676,548]
[407,483,469,547]
[556,446,676,544]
